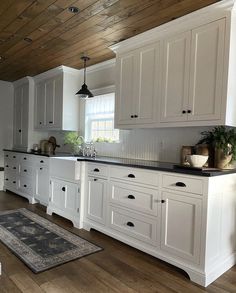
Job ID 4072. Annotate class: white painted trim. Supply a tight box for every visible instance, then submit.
[87,59,115,73]
[13,76,33,87]
[91,85,115,96]
[110,0,234,54]
[33,65,80,82]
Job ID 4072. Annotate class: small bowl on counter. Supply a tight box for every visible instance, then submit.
[186,154,209,168]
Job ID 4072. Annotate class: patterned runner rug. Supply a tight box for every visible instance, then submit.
[0,208,102,273]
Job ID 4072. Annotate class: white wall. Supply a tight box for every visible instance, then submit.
[0,80,14,166]
[50,59,212,163]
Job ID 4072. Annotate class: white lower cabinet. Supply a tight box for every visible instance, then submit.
[35,165,49,205]
[87,176,107,225]
[161,191,202,264]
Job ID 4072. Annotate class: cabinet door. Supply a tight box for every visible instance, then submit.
[50,179,78,213]
[160,32,191,122]
[135,43,160,124]
[87,177,106,225]
[35,82,46,128]
[161,191,201,264]
[188,19,225,121]
[21,83,29,147]
[115,52,136,125]
[13,87,23,147]
[45,76,63,129]
[35,166,49,204]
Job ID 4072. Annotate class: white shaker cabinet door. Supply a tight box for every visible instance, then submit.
[35,166,49,204]
[35,81,46,128]
[160,31,191,122]
[161,191,202,264]
[135,43,160,124]
[87,177,107,225]
[188,18,225,121]
[115,52,136,126]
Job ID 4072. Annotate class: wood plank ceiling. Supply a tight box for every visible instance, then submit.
[0,0,219,81]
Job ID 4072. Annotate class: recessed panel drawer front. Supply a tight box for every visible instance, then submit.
[4,171,18,189]
[110,166,159,187]
[109,206,158,245]
[34,156,49,166]
[4,160,19,175]
[20,154,35,164]
[162,174,203,195]
[109,181,160,216]
[19,177,34,196]
[87,163,108,178]
[20,164,35,177]
[5,152,19,161]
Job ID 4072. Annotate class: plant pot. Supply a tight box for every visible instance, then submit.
[214,147,232,169]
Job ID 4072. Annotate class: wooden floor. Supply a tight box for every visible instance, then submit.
[0,191,236,293]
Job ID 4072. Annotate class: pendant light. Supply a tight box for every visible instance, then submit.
[76,56,93,98]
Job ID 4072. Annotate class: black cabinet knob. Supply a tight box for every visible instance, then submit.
[5,178,8,181]
[134,115,138,118]
[93,168,100,172]
[18,129,21,133]
[6,155,8,157]
[128,174,135,178]
[40,160,44,163]
[182,110,186,114]
[131,115,134,118]
[13,181,16,184]
[128,195,135,199]
[13,167,16,170]
[13,156,16,158]
[187,110,192,114]
[24,184,27,188]
[94,178,98,181]
[161,200,166,203]
[127,221,135,227]
[40,167,43,170]
[6,165,8,167]
[175,182,186,187]
[23,157,27,160]
[62,187,66,192]
[49,121,53,124]
[39,122,42,125]
[24,169,27,172]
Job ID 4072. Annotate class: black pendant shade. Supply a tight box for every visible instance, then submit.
[76,56,94,98]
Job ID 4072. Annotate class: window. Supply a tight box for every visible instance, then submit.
[85,93,119,142]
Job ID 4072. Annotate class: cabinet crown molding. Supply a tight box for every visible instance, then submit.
[33,65,80,82]
[13,76,34,87]
[110,0,235,54]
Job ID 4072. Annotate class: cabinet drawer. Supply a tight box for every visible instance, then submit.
[109,181,160,216]
[19,177,34,196]
[4,161,19,174]
[109,206,158,245]
[110,166,159,187]
[19,164,35,177]
[87,163,108,178]
[4,172,18,189]
[4,152,19,161]
[20,154,35,164]
[34,156,49,166]
[162,174,203,195]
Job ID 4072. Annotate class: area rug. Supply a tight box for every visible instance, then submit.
[0,208,102,273]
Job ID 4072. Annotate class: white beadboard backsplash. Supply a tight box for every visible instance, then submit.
[51,126,211,163]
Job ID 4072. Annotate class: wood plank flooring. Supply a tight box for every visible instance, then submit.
[0,190,236,293]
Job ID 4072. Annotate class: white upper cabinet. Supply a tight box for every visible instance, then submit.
[115,42,160,127]
[161,31,191,122]
[34,66,80,131]
[188,19,225,121]
[111,1,236,128]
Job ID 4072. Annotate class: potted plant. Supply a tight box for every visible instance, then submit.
[198,126,236,169]
[64,132,84,155]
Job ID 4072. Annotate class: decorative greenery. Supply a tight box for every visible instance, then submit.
[198,126,236,160]
[94,137,116,143]
[64,132,84,147]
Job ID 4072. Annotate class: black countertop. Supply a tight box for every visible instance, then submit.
[4,149,236,177]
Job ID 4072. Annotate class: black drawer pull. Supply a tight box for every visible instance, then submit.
[175,182,186,187]
[23,157,27,160]
[40,167,43,170]
[24,169,27,172]
[62,187,66,192]
[6,155,8,157]
[13,156,16,158]
[5,178,8,181]
[128,195,135,199]
[182,110,186,114]
[128,174,135,178]
[134,115,138,118]
[127,221,135,227]
[13,181,16,184]
[18,129,21,133]
[187,110,192,114]
[40,160,44,163]
[161,200,166,204]
[94,178,98,181]
[39,122,42,125]
[131,115,134,118]
[13,167,16,170]
[24,184,27,188]
[6,165,8,167]
[93,168,100,172]
[49,121,53,124]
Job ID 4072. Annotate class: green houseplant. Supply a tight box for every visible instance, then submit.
[64,132,84,155]
[198,126,236,169]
